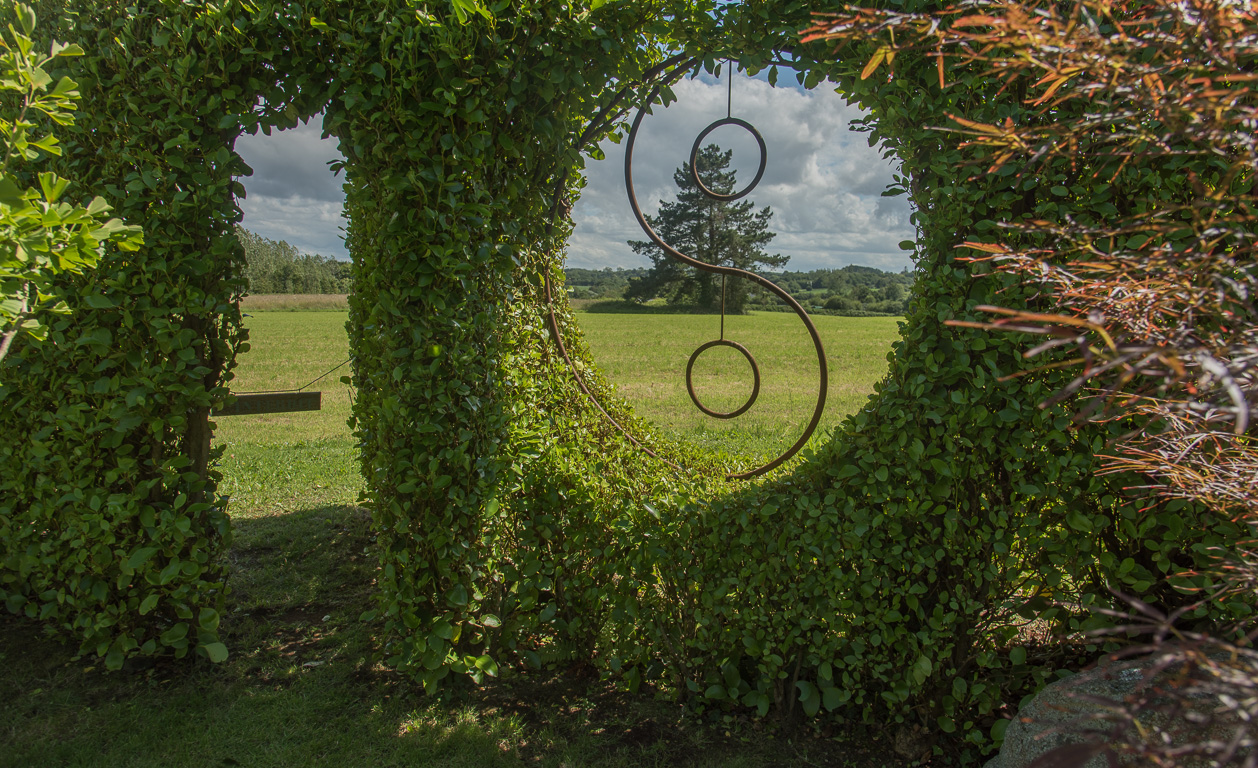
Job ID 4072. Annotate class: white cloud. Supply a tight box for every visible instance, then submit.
[568,74,915,272]
[230,77,917,272]
[235,193,347,259]
[234,116,349,259]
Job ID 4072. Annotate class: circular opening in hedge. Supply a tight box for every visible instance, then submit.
[565,72,915,468]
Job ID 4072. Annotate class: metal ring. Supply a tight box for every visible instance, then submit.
[685,339,761,419]
[688,117,768,202]
[626,83,829,479]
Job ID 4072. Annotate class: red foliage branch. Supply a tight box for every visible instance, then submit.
[804,0,1257,529]
[806,1,1257,763]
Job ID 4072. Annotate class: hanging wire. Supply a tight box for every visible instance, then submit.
[720,273,726,340]
[720,61,732,340]
[235,358,352,395]
[726,60,733,118]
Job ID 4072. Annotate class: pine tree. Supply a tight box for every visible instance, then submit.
[626,144,787,313]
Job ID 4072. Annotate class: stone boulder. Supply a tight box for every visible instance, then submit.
[985,645,1256,768]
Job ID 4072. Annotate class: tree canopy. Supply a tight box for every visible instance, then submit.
[236,226,351,294]
[626,144,785,313]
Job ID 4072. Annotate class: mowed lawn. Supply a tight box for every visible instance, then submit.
[214,305,901,484]
[213,308,363,516]
[575,310,899,460]
[0,302,903,768]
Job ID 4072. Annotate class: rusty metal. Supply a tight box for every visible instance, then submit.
[688,118,766,203]
[540,61,696,476]
[542,59,828,480]
[685,339,760,419]
[624,76,829,479]
[542,261,678,472]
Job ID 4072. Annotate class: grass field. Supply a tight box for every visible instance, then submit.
[215,302,900,464]
[209,303,898,503]
[213,310,363,517]
[575,310,899,461]
[0,303,903,768]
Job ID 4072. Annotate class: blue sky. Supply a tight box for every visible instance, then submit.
[233,72,914,272]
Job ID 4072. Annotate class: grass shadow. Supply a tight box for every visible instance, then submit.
[226,503,376,613]
[0,502,891,768]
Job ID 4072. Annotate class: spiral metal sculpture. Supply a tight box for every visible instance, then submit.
[546,68,828,480]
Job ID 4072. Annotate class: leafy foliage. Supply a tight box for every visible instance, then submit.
[336,2,1242,756]
[626,144,785,313]
[0,3,141,361]
[0,0,316,668]
[0,2,1248,761]
[807,0,1257,761]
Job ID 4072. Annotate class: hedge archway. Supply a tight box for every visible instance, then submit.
[0,0,1245,751]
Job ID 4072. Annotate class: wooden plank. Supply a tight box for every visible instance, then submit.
[213,391,321,416]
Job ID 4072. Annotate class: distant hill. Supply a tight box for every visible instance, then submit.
[563,264,913,316]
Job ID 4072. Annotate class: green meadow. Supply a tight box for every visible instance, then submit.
[574,309,899,462]
[214,299,900,466]
[0,301,903,768]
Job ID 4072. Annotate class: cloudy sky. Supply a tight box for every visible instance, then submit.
[234,72,914,273]
[234,120,348,259]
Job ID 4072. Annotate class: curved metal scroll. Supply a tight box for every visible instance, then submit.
[686,338,760,419]
[623,81,828,479]
[543,68,827,480]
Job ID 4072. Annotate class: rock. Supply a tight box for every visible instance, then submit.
[995,667,1115,768]
[991,645,1256,768]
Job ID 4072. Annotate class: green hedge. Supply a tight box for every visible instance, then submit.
[0,0,332,666]
[0,1,1246,757]
[335,2,1246,753]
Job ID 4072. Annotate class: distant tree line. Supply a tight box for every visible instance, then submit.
[562,267,650,299]
[756,265,912,315]
[563,264,913,316]
[236,226,352,294]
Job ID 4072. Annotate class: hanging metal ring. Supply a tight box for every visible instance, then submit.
[688,117,767,202]
[624,80,829,480]
[685,339,761,419]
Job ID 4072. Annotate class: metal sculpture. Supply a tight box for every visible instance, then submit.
[546,63,828,479]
